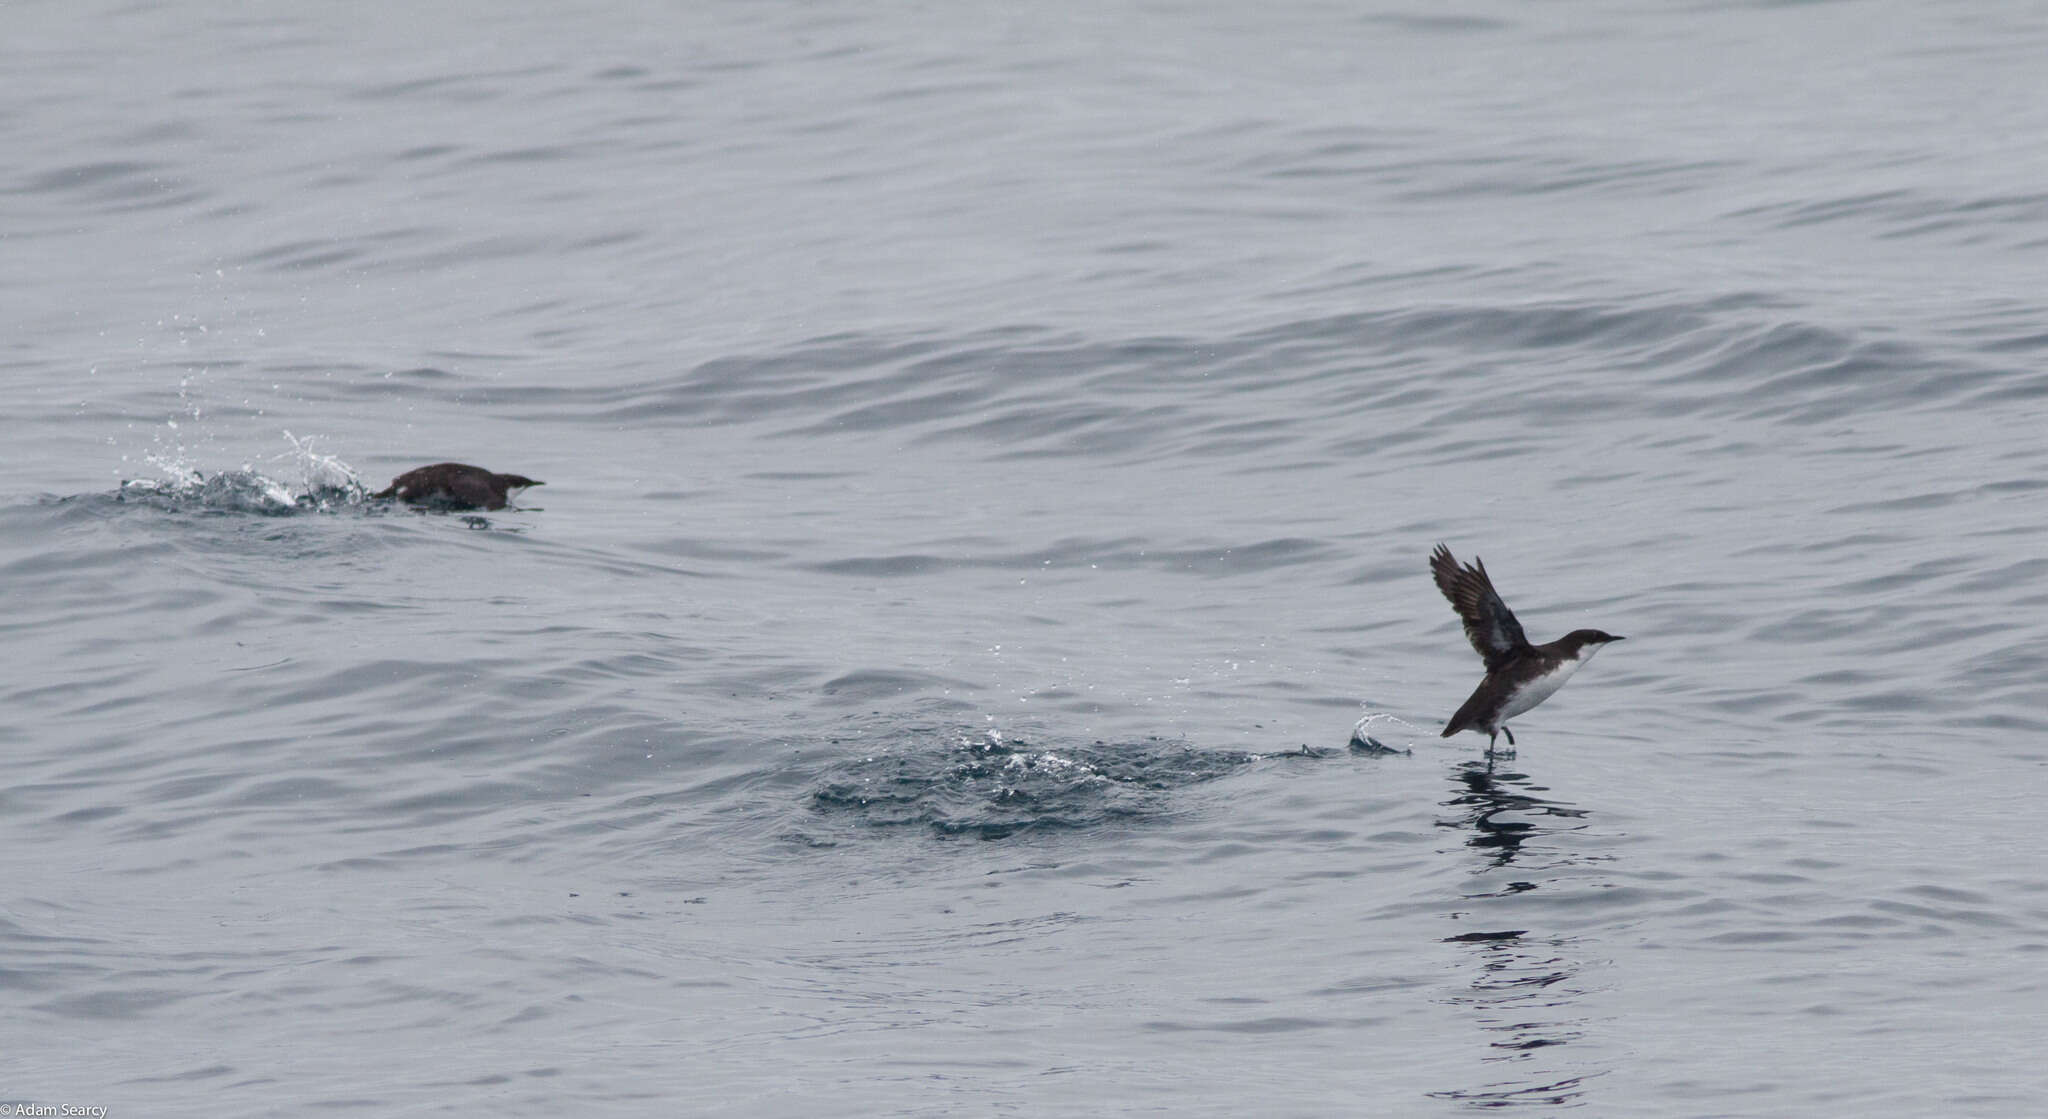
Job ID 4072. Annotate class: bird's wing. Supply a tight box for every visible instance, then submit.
[381,467,430,498]
[1431,544,1530,671]
[447,472,503,509]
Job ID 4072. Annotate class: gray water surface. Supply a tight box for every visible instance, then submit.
[6,2,2047,1115]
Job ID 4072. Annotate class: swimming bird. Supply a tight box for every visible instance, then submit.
[1431,543,1622,752]
[373,463,542,511]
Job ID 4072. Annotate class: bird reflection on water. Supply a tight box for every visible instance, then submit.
[1441,758,1590,870]
[1430,759,1606,1109]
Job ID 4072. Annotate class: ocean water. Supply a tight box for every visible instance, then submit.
[6,1,2048,1115]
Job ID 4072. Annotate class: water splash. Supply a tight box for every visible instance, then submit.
[809,729,1279,839]
[115,433,371,515]
[1350,711,1419,755]
[275,431,370,509]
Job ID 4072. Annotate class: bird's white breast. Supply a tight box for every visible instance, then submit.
[1499,651,1592,721]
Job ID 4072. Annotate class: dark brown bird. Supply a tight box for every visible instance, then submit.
[373,463,542,511]
[1431,544,1622,752]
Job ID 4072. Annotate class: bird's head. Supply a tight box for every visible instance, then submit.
[1564,629,1624,658]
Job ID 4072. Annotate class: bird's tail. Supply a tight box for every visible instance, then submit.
[1441,693,1485,738]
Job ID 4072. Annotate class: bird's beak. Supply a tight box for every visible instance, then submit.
[1609,635,1626,642]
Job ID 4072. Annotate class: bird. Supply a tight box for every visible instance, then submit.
[372,463,542,511]
[1430,543,1622,753]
